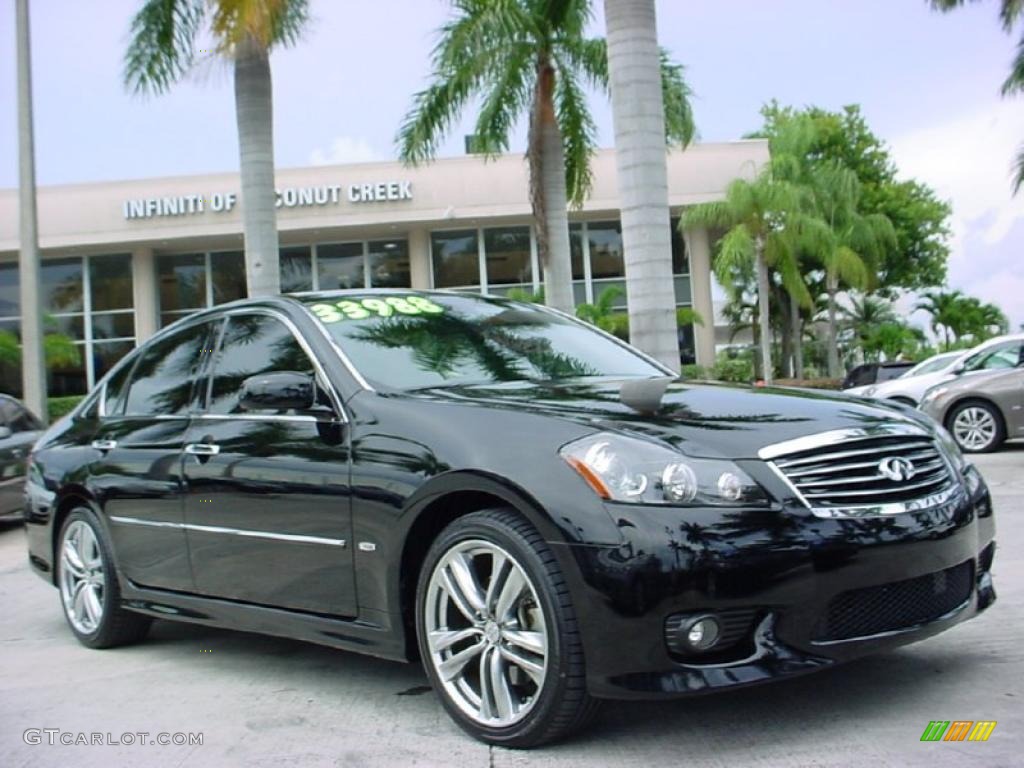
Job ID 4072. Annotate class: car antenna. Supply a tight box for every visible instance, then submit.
[619,376,676,415]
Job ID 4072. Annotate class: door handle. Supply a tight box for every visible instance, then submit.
[184,443,220,457]
[91,439,117,452]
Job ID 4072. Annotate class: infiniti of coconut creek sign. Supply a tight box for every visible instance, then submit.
[122,180,413,219]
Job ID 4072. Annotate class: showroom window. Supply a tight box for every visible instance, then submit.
[0,254,135,398]
[158,250,245,328]
[431,220,688,308]
[431,230,480,289]
[484,227,533,287]
[278,239,411,293]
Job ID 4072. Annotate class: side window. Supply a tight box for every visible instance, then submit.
[966,341,1018,372]
[122,322,216,417]
[102,355,137,417]
[7,400,42,432]
[207,314,316,415]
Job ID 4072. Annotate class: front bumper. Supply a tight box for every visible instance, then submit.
[553,478,996,700]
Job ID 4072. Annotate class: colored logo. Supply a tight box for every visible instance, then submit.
[879,456,916,482]
[920,721,997,742]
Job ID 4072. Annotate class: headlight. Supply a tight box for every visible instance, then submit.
[560,432,769,507]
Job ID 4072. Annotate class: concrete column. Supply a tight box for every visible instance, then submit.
[132,247,159,343]
[686,227,716,369]
[408,228,431,290]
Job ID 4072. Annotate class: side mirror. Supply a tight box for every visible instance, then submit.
[951,363,966,376]
[0,425,11,440]
[239,371,316,412]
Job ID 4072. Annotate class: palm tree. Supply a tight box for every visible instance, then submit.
[682,172,805,384]
[915,289,966,350]
[124,0,311,297]
[397,0,694,315]
[801,162,896,377]
[842,293,897,348]
[603,0,695,371]
[931,1,1024,191]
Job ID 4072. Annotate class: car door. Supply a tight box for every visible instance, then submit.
[181,309,356,616]
[0,396,43,518]
[89,319,219,591]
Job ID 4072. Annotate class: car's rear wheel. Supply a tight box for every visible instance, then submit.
[948,401,1005,453]
[57,508,151,648]
[416,509,597,748]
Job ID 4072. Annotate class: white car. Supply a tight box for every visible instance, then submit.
[847,334,1024,406]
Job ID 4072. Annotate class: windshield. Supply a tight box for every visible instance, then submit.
[302,293,666,390]
[902,353,957,377]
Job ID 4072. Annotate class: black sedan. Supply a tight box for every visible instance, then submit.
[0,393,43,521]
[24,291,996,747]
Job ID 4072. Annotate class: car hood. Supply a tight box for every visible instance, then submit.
[405,378,932,459]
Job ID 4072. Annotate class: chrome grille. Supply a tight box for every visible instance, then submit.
[768,431,955,514]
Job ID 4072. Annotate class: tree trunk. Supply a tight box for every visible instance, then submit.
[776,285,793,378]
[528,57,574,314]
[235,34,280,297]
[15,0,47,422]
[826,274,840,378]
[603,0,679,372]
[790,294,804,380]
[755,244,773,384]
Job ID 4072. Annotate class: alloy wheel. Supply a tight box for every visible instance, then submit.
[423,539,549,728]
[59,520,105,635]
[952,406,997,451]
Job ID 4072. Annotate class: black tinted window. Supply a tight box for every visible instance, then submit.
[0,398,41,432]
[207,314,315,415]
[123,322,216,416]
[103,355,137,416]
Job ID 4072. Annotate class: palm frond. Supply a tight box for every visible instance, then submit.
[209,0,310,49]
[660,50,696,147]
[557,36,608,90]
[472,43,535,156]
[124,0,207,95]
[552,62,598,206]
[1002,32,1024,94]
[1014,141,1024,193]
[714,224,755,283]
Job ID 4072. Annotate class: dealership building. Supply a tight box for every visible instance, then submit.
[0,141,767,397]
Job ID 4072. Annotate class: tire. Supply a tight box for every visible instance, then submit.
[416,508,598,748]
[56,508,151,649]
[947,400,1006,453]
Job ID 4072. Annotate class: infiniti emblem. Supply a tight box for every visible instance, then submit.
[879,456,916,482]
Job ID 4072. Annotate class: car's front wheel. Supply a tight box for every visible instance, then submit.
[57,508,151,648]
[416,509,597,748]
[948,401,1005,453]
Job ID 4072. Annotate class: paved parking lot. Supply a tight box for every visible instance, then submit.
[1,445,1021,768]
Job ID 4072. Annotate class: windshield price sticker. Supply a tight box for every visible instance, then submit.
[309,296,445,323]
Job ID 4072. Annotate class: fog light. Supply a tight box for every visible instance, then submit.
[684,615,720,651]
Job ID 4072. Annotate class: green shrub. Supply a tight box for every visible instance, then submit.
[773,378,843,390]
[680,364,708,379]
[48,395,85,422]
[712,357,755,383]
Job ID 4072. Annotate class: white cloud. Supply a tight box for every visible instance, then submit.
[308,136,381,166]
[888,99,1024,330]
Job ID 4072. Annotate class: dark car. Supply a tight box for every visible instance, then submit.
[841,360,916,390]
[0,394,43,522]
[24,291,996,747]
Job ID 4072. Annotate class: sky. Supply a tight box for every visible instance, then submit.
[1,0,1022,330]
